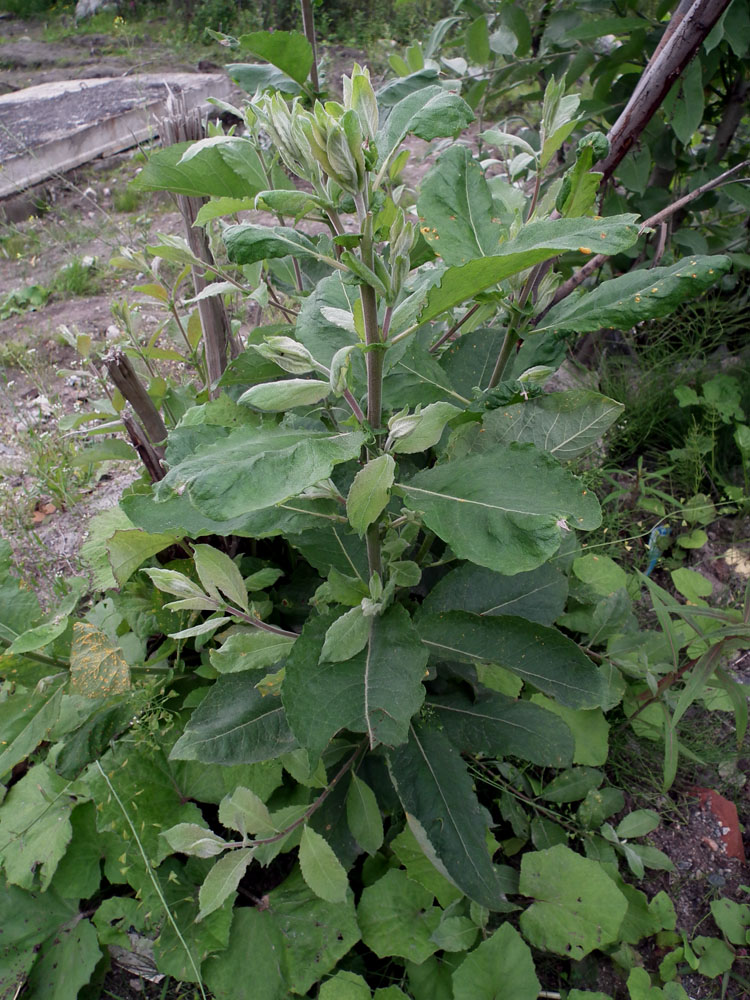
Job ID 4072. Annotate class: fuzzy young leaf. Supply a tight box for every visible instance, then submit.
[211,631,295,673]
[398,445,601,575]
[143,567,208,599]
[168,616,231,639]
[538,256,731,334]
[219,786,273,837]
[388,402,462,454]
[198,848,256,921]
[346,773,384,855]
[346,455,395,535]
[162,823,228,858]
[299,826,349,903]
[193,544,250,611]
[320,606,370,663]
[239,378,331,412]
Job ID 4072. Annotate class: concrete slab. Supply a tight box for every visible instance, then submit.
[0,72,235,198]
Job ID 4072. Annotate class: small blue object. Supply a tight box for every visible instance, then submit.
[644,524,672,576]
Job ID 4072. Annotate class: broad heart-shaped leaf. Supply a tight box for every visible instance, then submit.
[426,691,574,768]
[452,922,540,1000]
[387,723,503,909]
[170,673,299,763]
[0,765,73,890]
[283,606,427,758]
[376,86,475,170]
[70,623,130,698]
[0,885,78,998]
[154,426,364,521]
[358,868,442,963]
[238,29,313,85]
[224,225,323,266]
[397,444,601,575]
[417,215,639,326]
[463,391,625,461]
[537,255,731,334]
[132,139,266,197]
[519,845,628,959]
[418,612,607,709]
[417,146,503,266]
[299,826,348,903]
[420,561,568,626]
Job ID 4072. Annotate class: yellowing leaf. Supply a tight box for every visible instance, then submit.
[70,623,130,698]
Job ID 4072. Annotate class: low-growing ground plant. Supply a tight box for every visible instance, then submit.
[0,21,748,1000]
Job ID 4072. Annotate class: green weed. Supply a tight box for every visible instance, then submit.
[52,256,101,297]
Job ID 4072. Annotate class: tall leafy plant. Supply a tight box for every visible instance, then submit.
[0,32,738,998]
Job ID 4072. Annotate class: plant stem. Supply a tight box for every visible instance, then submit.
[429,302,481,353]
[487,325,519,389]
[299,0,320,94]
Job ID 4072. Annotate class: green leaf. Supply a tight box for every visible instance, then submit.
[238,29,313,86]
[270,869,360,993]
[132,139,266,197]
[519,844,628,959]
[421,562,567,626]
[346,774,384,855]
[219,786,273,837]
[693,936,735,978]
[203,909,288,1000]
[417,146,502,265]
[388,402,462,454]
[711,898,750,945]
[299,826,349,903]
[430,913,478,952]
[357,868,442,962]
[469,391,625,460]
[347,455,396,535]
[227,62,302,95]
[193,543,250,611]
[195,196,257,225]
[170,674,298,763]
[0,685,63,781]
[541,766,603,803]
[238,377,331,412]
[376,86,475,171]
[198,848,256,921]
[418,215,640,325]
[452,922,540,1000]
[283,606,427,757]
[321,606,370,663]
[70,623,130,698]
[211,631,296,673]
[387,723,502,909]
[427,691,574,767]
[668,59,704,145]
[155,425,364,521]
[225,224,324,266]
[418,611,606,709]
[574,553,628,596]
[616,809,661,839]
[0,886,77,997]
[24,918,100,1000]
[538,256,731,334]
[162,823,228,858]
[465,15,490,63]
[0,765,73,890]
[398,445,601,575]
[320,971,372,1000]
[529,694,609,766]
